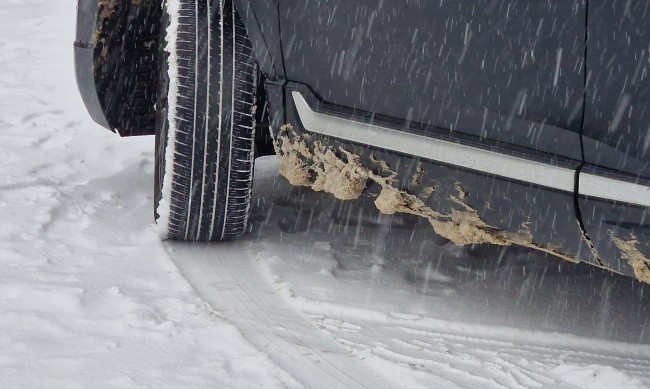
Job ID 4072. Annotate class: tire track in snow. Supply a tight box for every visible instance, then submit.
[168,157,650,388]
[167,241,397,389]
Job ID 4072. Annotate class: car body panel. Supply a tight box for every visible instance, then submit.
[279,84,596,270]
[233,0,284,80]
[578,197,650,282]
[278,0,587,162]
[583,0,650,179]
[577,0,650,283]
[74,0,110,129]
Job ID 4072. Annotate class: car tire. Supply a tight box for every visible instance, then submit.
[154,0,257,241]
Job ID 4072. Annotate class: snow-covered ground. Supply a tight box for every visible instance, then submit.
[0,2,297,388]
[2,1,650,388]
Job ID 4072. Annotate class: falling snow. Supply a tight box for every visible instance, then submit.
[1,1,649,388]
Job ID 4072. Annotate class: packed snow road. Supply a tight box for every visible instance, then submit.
[170,160,650,388]
[1,1,650,388]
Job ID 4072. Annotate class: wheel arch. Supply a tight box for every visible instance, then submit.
[87,0,163,136]
[75,0,280,137]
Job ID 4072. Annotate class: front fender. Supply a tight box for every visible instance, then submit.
[74,0,109,129]
[233,0,284,81]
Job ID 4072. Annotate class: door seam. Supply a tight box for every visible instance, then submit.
[573,0,604,267]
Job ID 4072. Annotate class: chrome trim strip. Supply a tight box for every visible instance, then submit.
[579,174,650,207]
[292,91,650,208]
[293,92,576,192]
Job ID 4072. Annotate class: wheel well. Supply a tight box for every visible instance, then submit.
[93,0,162,136]
[255,73,275,157]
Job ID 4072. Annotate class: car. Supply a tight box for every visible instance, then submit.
[74,0,650,284]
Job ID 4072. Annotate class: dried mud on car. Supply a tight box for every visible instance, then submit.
[271,124,595,269]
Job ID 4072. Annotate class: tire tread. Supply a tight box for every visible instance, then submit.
[156,0,257,242]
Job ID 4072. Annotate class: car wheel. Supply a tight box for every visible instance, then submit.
[154,0,257,241]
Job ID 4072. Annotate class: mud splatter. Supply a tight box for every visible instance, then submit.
[278,153,312,187]
[94,1,148,59]
[273,125,313,186]
[273,124,581,265]
[273,124,368,200]
[99,0,120,15]
[409,162,424,190]
[93,0,120,60]
[422,187,435,198]
[369,154,395,177]
[612,235,650,283]
[576,220,604,267]
[94,0,119,43]
[310,147,368,201]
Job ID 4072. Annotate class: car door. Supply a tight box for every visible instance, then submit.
[578,0,650,279]
[278,0,587,162]
[278,1,598,265]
